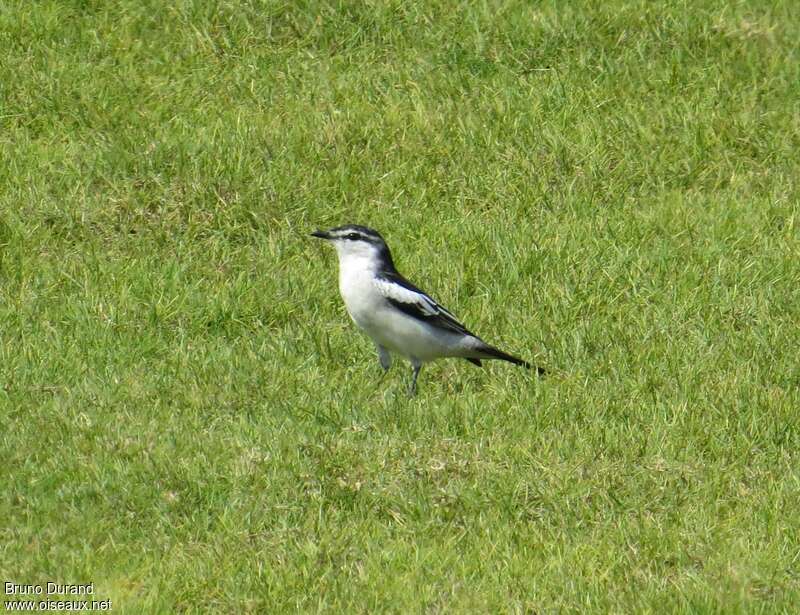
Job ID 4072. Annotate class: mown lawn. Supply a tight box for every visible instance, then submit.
[2,0,799,612]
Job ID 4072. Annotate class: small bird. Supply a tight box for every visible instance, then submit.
[311,224,545,395]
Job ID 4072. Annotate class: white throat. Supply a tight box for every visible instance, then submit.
[332,242,382,323]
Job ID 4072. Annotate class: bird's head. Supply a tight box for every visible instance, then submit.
[311,225,393,268]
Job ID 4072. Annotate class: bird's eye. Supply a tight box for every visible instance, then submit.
[346,233,361,241]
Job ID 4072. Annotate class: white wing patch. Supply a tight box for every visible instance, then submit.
[375,279,438,315]
[373,277,472,335]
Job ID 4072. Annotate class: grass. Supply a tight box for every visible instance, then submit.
[2,0,799,612]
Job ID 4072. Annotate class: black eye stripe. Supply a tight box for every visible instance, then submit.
[330,226,384,242]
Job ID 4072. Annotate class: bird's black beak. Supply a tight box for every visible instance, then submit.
[311,229,331,240]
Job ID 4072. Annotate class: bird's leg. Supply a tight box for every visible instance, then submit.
[375,345,392,385]
[408,360,422,397]
[376,344,392,373]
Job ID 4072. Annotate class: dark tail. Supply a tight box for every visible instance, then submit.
[469,344,547,375]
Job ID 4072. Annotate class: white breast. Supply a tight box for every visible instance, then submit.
[338,258,382,330]
[337,257,469,362]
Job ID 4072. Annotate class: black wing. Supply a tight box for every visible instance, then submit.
[374,271,475,337]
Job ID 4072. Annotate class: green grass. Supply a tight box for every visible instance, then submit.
[2,0,799,612]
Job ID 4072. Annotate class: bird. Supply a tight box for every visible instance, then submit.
[311,224,545,395]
